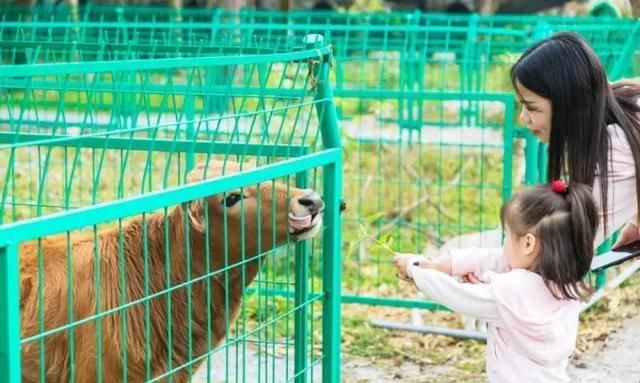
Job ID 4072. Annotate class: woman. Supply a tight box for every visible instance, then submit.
[510,32,640,249]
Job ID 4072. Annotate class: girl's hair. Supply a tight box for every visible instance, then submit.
[510,32,640,239]
[500,182,599,301]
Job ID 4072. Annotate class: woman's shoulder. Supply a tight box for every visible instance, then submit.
[607,96,640,136]
[607,121,626,135]
[606,122,633,151]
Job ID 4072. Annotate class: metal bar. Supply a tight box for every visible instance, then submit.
[502,95,515,203]
[0,46,332,77]
[0,80,309,99]
[316,58,342,383]
[370,319,488,341]
[294,171,309,383]
[332,90,516,101]
[0,20,529,35]
[0,149,341,244]
[0,132,307,158]
[582,261,640,312]
[0,242,21,383]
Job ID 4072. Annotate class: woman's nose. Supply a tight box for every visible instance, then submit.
[519,107,530,125]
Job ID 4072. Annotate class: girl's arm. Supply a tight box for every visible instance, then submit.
[445,247,510,277]
[395,248,510,280]
[406,264,500,322]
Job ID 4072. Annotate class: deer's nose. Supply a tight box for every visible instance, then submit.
[298,191,325,214]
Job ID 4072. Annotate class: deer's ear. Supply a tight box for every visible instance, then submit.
[186,164,206,184]
[186,199,206,233]
[20,275,34,311]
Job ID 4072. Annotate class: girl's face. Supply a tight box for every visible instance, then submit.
[515,80,552,144]
[503,223,540,270]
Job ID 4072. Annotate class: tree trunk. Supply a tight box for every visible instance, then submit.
[279,0,292,11]
[220,0,245,10]
[631,0,640,17]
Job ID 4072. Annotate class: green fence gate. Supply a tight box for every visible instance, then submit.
[0,35,342,382]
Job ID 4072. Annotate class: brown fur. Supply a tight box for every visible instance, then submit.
[19,160,322,383]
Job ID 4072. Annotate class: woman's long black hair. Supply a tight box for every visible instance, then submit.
[511,32,640,239]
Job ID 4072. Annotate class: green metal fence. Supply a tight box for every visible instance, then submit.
[338,90,518,309]
[2,11,637,113]
[2,6,638,328]
[0,18,514,310]
[2,8,637,89]
[0,37,343,382]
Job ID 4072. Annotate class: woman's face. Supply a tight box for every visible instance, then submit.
[515,80,552,144]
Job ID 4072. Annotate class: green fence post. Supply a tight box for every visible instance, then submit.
[462,14,479,126]
[538,143,548,183]
[532,20,553,41]
[521,130,540,185]
[312,42,342,383]
[595,237,614,289]
[294,171,309,383]
[0,241,21,383]
[184,93,196,172]
[320,158,342,383]
[256,63,271,142]
[502,95,515,203]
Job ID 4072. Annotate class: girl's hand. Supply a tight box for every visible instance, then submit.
[393,253,452,281]
[461,272,483,284]
[393,253,420,282]
[613,221,640,250]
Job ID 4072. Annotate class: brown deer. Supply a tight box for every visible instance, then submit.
[18,159,327,383]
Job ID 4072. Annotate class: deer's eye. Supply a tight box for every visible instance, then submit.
[223,193,244,207]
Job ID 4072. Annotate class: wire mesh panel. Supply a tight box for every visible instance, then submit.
[336,91,517,308]
[2,6,637,317]
[4,13,636,124]
[2,11,636,87]
[0,20,308,66]
[0,38,342,383]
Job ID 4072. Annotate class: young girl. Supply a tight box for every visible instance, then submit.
[394,180,598,383]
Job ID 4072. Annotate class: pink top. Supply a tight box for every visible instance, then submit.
[406,248,581,383]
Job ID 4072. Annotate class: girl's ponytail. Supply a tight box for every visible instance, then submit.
[567,183,599,288]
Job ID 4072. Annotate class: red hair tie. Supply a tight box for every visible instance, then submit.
[551,180,569,194]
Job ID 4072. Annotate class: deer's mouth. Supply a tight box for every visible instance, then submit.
[288,210,323,238]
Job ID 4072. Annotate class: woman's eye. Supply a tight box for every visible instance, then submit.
[223,193,243,207]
